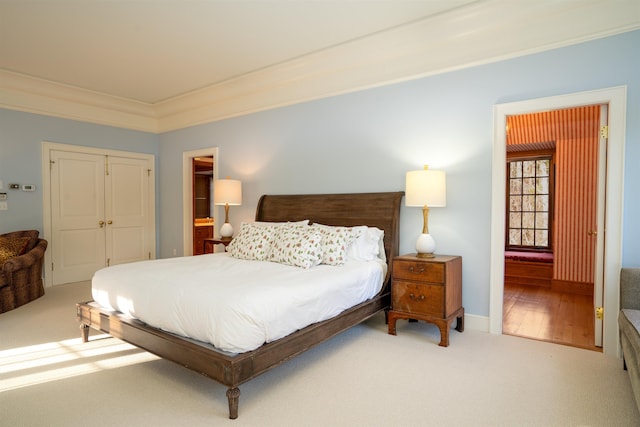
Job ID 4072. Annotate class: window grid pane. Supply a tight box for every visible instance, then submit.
[507,158,551,249]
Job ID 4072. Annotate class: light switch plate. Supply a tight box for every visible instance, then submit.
[0,201,7,211]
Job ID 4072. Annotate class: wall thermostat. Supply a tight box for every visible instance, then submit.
[22,184,36,192]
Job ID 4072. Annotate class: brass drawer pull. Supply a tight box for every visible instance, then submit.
[409,293,425,301]
[408,266,425,273]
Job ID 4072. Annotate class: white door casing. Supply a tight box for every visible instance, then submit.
[42,142,156,287]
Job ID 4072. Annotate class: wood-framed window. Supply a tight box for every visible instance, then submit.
[506,151,554,251]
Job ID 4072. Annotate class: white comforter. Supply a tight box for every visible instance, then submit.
[92,253,386,353]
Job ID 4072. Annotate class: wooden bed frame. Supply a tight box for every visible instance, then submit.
[77,191,404,419]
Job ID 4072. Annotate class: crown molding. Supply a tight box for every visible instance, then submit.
[1,0,638,134]
[0,70,159,132]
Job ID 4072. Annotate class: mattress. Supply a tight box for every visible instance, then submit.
[92,253,386,353]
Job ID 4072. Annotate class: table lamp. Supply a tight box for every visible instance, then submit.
[405,165,446,258]
[213,177,242,239]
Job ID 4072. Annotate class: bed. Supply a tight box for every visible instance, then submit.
[76,191,403,419]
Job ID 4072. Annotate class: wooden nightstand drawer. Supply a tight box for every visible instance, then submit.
[392,259,444,283]
[392,281,444,317]
[388,254,464,347]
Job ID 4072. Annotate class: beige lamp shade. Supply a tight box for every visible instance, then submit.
[213,178,242,239]
[213,179,242,206]
[405,167,446,208]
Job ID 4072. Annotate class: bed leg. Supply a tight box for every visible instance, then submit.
[226,387,240,419]
[80,323,89,343]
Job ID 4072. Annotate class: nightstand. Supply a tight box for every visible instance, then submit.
[203,237,232,254]
[388,254,464,347]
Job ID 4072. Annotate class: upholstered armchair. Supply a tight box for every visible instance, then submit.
[0,230,48,313]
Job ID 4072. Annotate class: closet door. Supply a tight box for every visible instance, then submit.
[50,150,107,285]
[106,156,151,266]
[50,149,154,286]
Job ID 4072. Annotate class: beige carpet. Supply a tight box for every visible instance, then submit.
[1,281,638,427]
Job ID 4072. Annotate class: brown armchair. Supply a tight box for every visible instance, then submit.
[0,230,48,313]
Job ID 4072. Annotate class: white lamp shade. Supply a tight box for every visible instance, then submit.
[405,168,446,207]
[213,179,242,206]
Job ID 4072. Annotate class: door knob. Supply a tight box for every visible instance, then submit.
[99,220,105,228]
[107,220,113,225]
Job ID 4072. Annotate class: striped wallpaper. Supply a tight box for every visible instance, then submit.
[506,105,601,287]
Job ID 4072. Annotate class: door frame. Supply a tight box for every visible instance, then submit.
[41,141,156,288]
[489,86,626,356]
[182,147,218,256]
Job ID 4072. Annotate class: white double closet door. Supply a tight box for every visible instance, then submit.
[46,144,155,286]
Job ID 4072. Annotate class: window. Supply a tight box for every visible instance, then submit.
[506,155,553,250]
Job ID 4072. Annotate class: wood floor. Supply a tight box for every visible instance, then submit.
[503,283,601,352]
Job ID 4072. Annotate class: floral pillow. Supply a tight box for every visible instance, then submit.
[311,223,357,266]
[252,220,309,227]
[0,236,30,264]
[269,226,323,269]
[227,223,276,261]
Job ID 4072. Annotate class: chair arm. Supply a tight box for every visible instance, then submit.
[2,239,48,275]
[621,268,640,310]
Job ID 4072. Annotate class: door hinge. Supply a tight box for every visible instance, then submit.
[147,169,152,177]
[107,258,110,267]
[596,306,604,320]
[148,251,151,260]
[51,262,54,271]
[600,125,609,139]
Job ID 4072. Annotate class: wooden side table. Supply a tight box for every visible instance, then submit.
[203,237,232,254]
[388,254,464,347]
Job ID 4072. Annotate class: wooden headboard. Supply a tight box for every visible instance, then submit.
[255,191,404,286]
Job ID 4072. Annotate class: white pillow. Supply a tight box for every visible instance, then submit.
[311,223,357,266]
[347,226,385,262]
[227,223,276,261]
[269,225,323,269]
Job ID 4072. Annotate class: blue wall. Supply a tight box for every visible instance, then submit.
[159,30,640,318]
[1,30,638,319]
[0,110,159,233]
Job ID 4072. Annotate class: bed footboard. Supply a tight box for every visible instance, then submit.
[77,291,389,419]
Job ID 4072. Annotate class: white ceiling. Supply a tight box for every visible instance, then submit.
[1,0,639,133]
[1,0,475,103]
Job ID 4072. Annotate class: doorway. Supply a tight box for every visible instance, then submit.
[489,86,626,356]
[192,156,214,255]
[501,105,603,351]
[182,148,218,256]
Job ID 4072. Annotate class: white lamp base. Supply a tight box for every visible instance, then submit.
[415,233,436,258]
[220,222,234,238]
